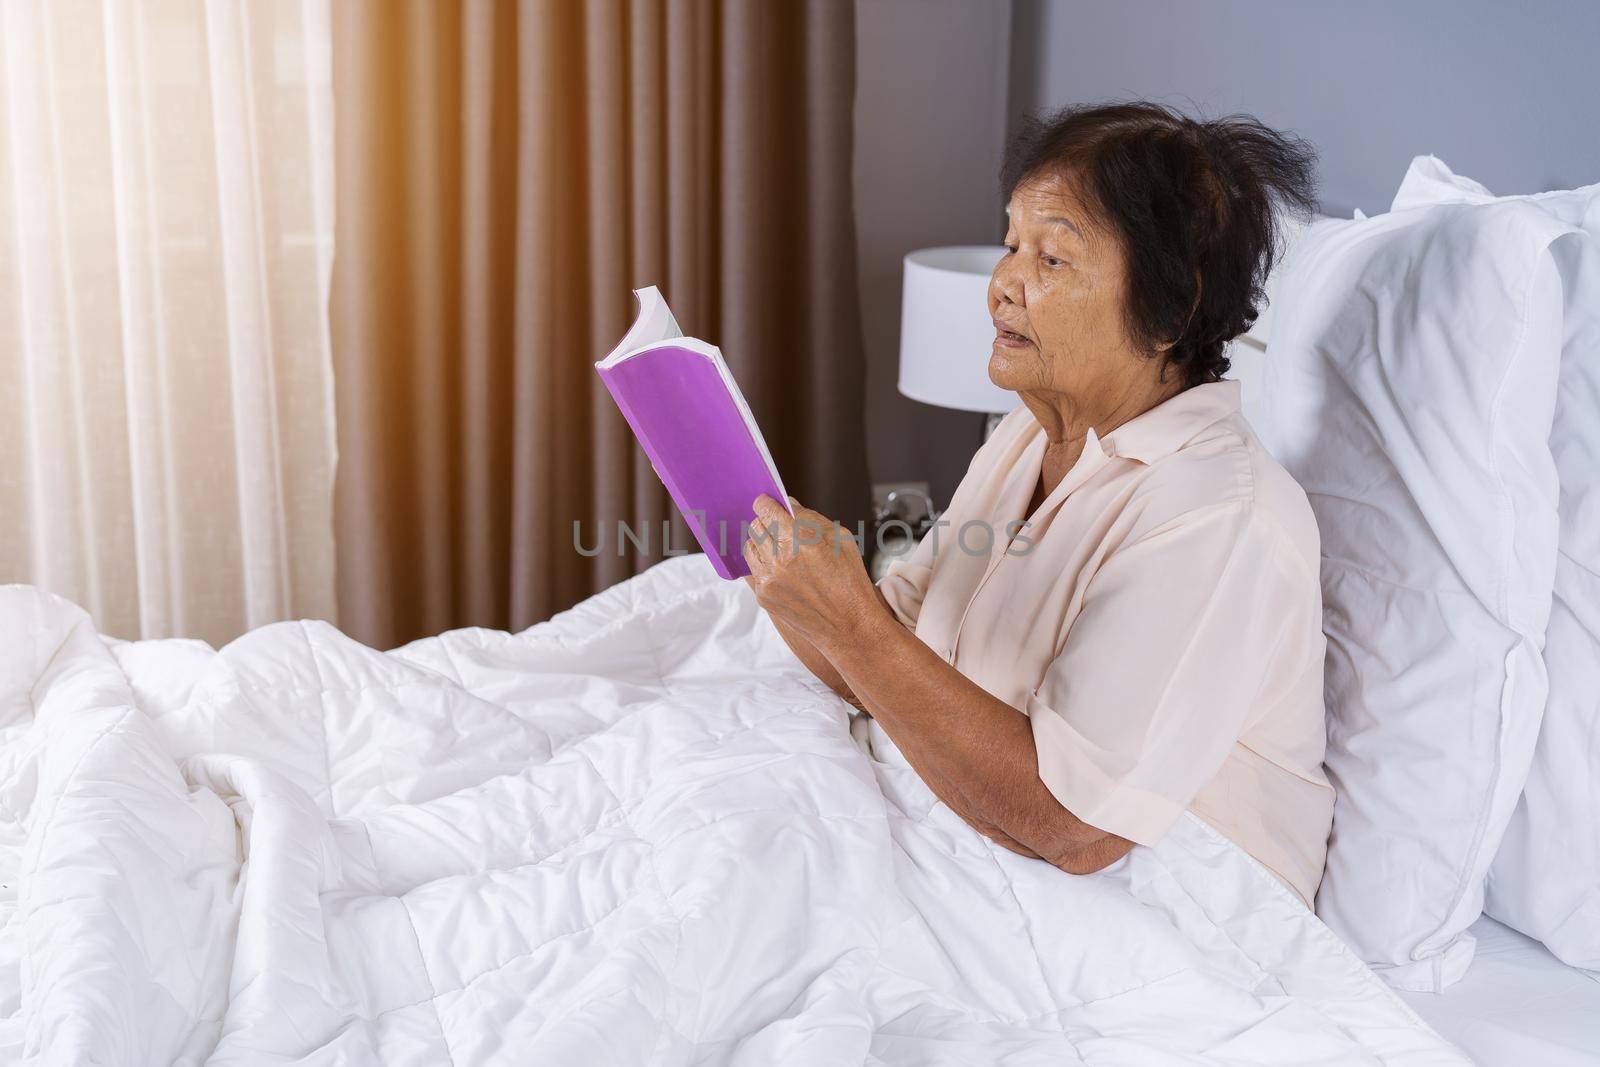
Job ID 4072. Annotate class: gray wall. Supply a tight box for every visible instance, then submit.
[854,0,1012,506]
[1010,0,1600,218]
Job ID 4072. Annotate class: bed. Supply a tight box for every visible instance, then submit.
[5,171,1594,1067]
[0,561,1466,1065]
[1398,917,1600,1067]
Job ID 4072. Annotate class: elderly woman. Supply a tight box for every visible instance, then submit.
[743,102,1332,908]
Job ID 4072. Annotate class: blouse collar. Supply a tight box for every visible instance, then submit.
[1096,380,1243,464]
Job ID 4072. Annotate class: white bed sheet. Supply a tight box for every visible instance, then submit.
[1399,916,1600,1066]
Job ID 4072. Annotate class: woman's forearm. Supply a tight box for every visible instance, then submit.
[814,603,1131,874]
[769,612,863,709]
[765,585,901,715]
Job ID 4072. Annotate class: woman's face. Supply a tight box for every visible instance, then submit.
[988,173,1151,407]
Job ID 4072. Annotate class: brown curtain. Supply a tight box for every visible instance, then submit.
[330,0,869,649]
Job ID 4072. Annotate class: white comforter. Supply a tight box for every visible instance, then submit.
[0,557,1464,1065]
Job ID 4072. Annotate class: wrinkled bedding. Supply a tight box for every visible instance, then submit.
[0,556,1465,1065]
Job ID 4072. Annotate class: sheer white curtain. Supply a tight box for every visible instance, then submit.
[0,0,337,645]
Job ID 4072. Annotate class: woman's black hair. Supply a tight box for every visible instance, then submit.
[999,101,1317,388]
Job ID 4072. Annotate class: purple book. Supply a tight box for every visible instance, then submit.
[595,286,791,579]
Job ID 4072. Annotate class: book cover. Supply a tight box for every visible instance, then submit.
[595,287,791,579]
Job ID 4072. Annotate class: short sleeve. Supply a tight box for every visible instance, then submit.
[1027,501,1311,846]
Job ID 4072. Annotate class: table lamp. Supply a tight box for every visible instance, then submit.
[898,245,1016,422]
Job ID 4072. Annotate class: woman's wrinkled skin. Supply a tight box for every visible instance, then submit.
[742,172,1188,876]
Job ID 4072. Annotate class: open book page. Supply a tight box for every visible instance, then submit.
[599,286,682,365]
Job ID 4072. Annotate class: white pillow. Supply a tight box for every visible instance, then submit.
[1397,156,1600,975]
[1255,181,1576,991]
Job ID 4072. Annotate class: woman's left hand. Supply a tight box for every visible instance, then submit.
[743,494,881,648]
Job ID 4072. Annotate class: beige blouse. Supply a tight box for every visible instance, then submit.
[878,380,1333,906]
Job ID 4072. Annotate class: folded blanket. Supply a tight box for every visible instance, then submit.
[0,558,1464,1065]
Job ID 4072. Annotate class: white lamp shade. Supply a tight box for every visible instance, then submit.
[897,246,1016,414]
